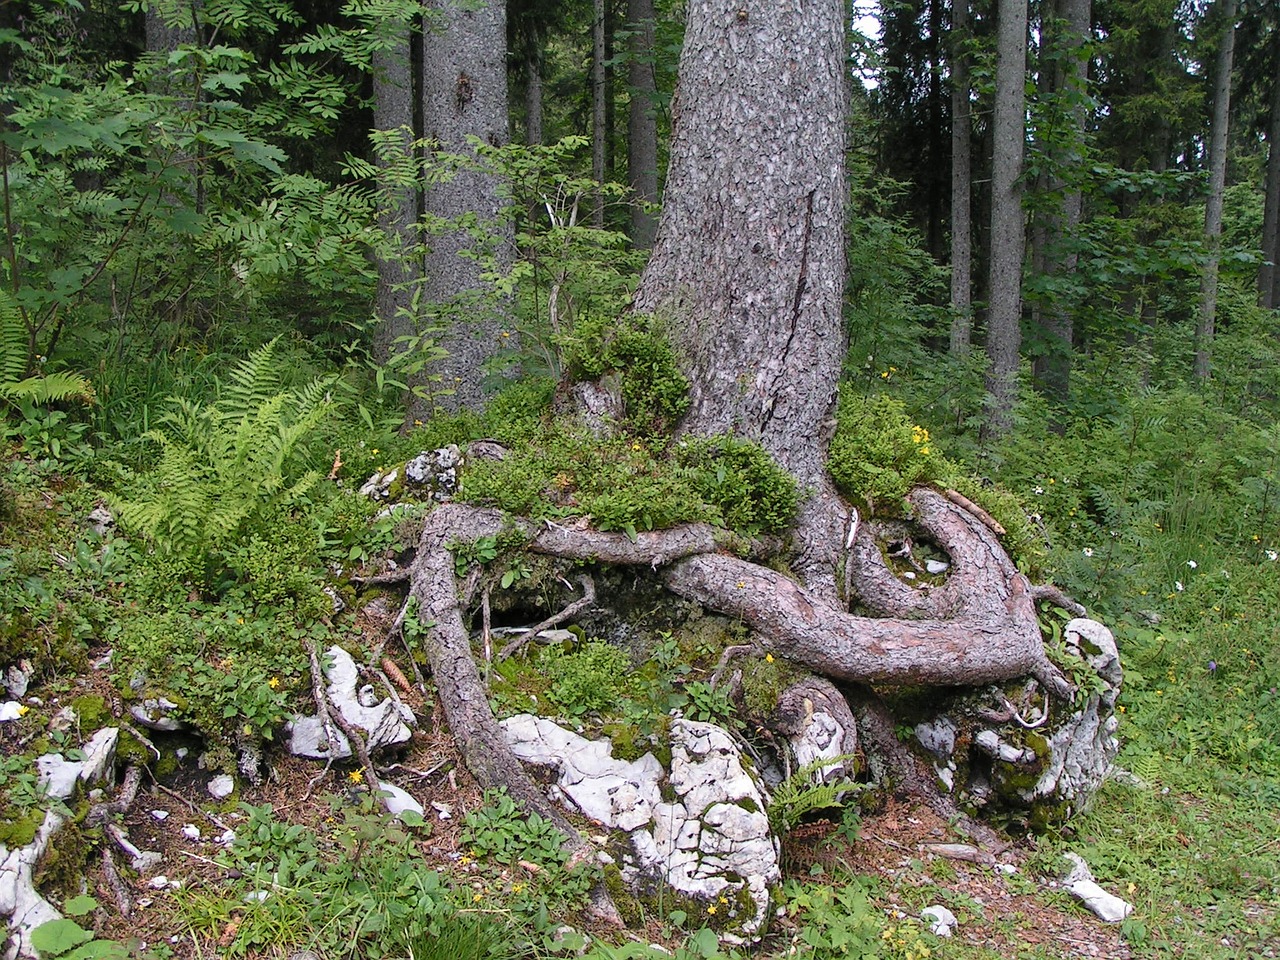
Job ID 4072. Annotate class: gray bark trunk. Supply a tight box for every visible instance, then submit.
[525,43,544,146]
[1259,48,1280,310]
[418,0,513,416]
[633,0,849,598]
[627,0,660,249]
[372,28,420,366]
[1195,0,1236,381]
[592,0,608,229]
[949,0,973,356]
[146,3,200,210]
[1030,0,1089,403]
[982,0,1028,439]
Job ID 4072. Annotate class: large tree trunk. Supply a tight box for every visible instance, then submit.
[371,25,421,366]
[626,0,660,249]
[949,0,974,356]
[417,0,513,417]
[632,0,849,596]
[983,0,1029,439]
[1195,0,1236,382]
[1259,43,1280,310]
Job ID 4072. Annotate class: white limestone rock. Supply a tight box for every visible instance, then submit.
[286,646,413,759]
[500,714,779,944]
[1060,852,1133,922]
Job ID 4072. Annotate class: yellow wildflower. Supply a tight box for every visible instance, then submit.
[707,905,717,915]
[765,654,774,663]
[17,704,29,717]
[348,769,364,784]
[473,893,483,902]
[268,677,280,689]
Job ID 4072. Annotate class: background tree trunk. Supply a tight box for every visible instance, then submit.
[1195,0,1236,381]
[591,0,608,228]
[1030,0,1090,404]
[949,0,973,356]
[627,0,660,249]
[1259,49,1280,310]
[372,26,421,366]
[983,0,1029,438]
[418,0,513,417]
[632,0,849,596]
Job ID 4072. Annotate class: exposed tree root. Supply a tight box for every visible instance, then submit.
[498,574,596,660]
[393,488,1074,826]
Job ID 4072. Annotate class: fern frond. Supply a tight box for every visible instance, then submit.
[0,371,96,404]
[217,337,283,422]
[0,289,27,385]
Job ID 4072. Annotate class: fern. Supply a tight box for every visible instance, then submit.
[0,288,94,405]
[112,344,338,587]
[767,754,865,836]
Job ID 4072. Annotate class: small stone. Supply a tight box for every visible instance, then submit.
[922,905,957,937]
[208,774,235,800]
[175,747,189,760]
[995,863,1017,875]
[379,783,425,821]
[925,559,950,575]
[131,852,163,873]
[0,701,24,722]
[130,698,185,732]
[430,801,453,820]
[86,505,115,536]
[150,809,170,821]
[216,830,237,846]
[181,823,201,841]
[148,876,170,890]
[5,660,32,698]
[244,891,270,903]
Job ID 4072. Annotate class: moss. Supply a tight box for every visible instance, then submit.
[602,863,646,927]
[33,816,93,896]
[0,809,43,847]
[740,657,793,717]
[69,695,110,731]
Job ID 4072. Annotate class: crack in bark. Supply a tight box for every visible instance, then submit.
[760,188,816,435]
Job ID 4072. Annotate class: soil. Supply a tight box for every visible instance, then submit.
[64,717,1135,960]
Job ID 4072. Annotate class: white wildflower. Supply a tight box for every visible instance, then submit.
[1186,559,1198,569]
[1082,547,1094,557]
[1175,581,1184,592]
[1267,550,1278,562]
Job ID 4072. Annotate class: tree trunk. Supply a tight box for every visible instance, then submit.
[633,0,849,595]
[1030,0,1089,404]
[627,0,660,249]
[1259,44,1280,310]
[1195,0,1236,382]
[591,0,608,229]
[372,25,421,366]
[525,38,544,146]
[983,0,1029,438]
[417,0,513,417]
[949,0,973,356]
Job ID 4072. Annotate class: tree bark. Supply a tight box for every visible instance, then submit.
[983,0,1029,439]
[949,0,973,356]
[1259,41,1280,310]
[1195,0,1236,382]
[626,0,660,249]
[525,41,544,147]
[591,0,608,229]
[372,24,421,366]
[418,0,513,417]
[1030,0,1090,404]
[632,0,849,595]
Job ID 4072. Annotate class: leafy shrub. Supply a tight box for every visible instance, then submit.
[675,435,799,535]
[543,640,632,717]
[827,392,956,513]
[565,313,690,435]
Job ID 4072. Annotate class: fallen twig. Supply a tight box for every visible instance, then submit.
[498,574,596,660]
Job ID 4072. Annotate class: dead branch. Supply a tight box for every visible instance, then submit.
[498,574,597,660]
[305,636,382,794]
[1030,583,1087,617]
[944,488,1006,535]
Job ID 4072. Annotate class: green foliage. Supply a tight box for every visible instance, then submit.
[679,680,737,728]
[766,756,863,837]
[566,313,691,436]
[543,640,632,717]
[111,339,337,590]
[30,916,128,960]
[674,436,800,536]
[782,877,899,960]
[461,788,569,868]
[827,392,956,513]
